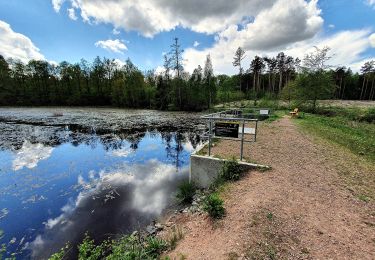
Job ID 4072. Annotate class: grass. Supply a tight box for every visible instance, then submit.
[295,108,375,201]
[166,225,184,250]
[296,113,375,163]
[220,158,243,181]
[176,181,197,204]
[49,231,175,260]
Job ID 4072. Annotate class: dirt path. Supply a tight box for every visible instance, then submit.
[166,116,375,259]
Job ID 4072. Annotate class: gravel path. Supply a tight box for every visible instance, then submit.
[167,116,375,259]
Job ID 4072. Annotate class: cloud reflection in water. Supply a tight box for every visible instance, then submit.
[12,141,54,171]
[29,159,188,259]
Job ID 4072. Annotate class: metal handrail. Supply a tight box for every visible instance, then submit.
[199,109,260,161]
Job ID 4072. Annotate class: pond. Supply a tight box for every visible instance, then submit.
[0,108,204,259]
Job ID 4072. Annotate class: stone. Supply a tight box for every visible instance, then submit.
[146,225,157,235]
[155,223,163,231]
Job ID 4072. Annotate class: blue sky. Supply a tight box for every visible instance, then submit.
[0,0,374,74]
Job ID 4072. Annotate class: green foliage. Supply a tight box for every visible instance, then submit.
[362,107,375,123]
[176,181,197,204]
[49,243,70,260]
[49,232,172,260]
[145,237,168,258]
[220,159,242,181]
[282,71,336,112]
[78,234,106,260]
[297,112,375,162]
[358,194,370,202]
[203,193,225,219]
[107,235,146,260]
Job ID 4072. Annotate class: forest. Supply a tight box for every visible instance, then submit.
[0,38,374,111]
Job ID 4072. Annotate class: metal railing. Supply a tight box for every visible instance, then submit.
[200,109,259,161]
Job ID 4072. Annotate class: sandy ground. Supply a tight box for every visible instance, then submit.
[165,116,375,259]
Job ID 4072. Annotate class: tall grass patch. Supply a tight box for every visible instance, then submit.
[297,113,375,162]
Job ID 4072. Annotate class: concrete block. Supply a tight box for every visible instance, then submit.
[190,155,267,188]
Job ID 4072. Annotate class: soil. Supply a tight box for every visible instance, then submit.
[164,116,375,259]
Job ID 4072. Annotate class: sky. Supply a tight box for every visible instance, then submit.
[0,0,374,75]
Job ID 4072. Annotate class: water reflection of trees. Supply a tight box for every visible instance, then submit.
[161,131,202,169]
[0,124,204,167]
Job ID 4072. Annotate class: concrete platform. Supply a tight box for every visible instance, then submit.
[190,154,270,188]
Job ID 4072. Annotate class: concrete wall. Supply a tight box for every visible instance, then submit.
[190,154,266,188]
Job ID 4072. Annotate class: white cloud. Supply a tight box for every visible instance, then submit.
[349,57,375,73]
[241,0,323,50]
[328,24,335,29]
[366,0,375,7]
[67,8,77,20]
[184,29,374,75]
[94,39,127,54]
[111,147,133,157]
[193,41,200,47]
[48,0,373,73]
[0,20,45,63]
[52,0,65,12]
[54,0,278,37]
[114,58,126,67]
[29,159,189,259]
[12,141,54,171]
[112,28,120,35]
[370,33,375,47]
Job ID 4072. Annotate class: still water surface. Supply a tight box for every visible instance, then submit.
[0,108,203,259]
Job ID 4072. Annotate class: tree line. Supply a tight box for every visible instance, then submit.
[0,39,374,111]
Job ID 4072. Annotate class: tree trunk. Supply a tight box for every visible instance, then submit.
[341,81,346,100]
[268,73,271,92]
[370,77,375,100]
[360,77,366,100]
[253,72,257,92]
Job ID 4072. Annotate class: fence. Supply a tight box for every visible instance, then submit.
[200,109,265,160]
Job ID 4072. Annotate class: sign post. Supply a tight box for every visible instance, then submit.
[214,122,239,138]
[201,109,260,161]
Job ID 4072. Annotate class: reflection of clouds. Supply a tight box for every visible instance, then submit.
[182,142,194,152]
[111,147,133,157]
[12,141,53,171]
[29,160,188,259]
[0,208,9,219]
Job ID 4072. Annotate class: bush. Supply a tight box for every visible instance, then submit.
[203,193,225,219]
[176,181,197,204]
[220,159,242,181]
[78,234,106,260]
[145,237,168,258]
[361,107,375,123]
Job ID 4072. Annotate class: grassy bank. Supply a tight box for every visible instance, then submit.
[295,108,375,201]
[296,113,375,162]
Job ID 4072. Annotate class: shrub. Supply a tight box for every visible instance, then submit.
[176,181,197,204]
[361,107,375,123]
[107,235,146,260]
[167,225,184,249]
[78,234,106,260]
[145,237,168,258]
[220,159,242,181]
[203,193,225,219]
[49,244,70,260]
